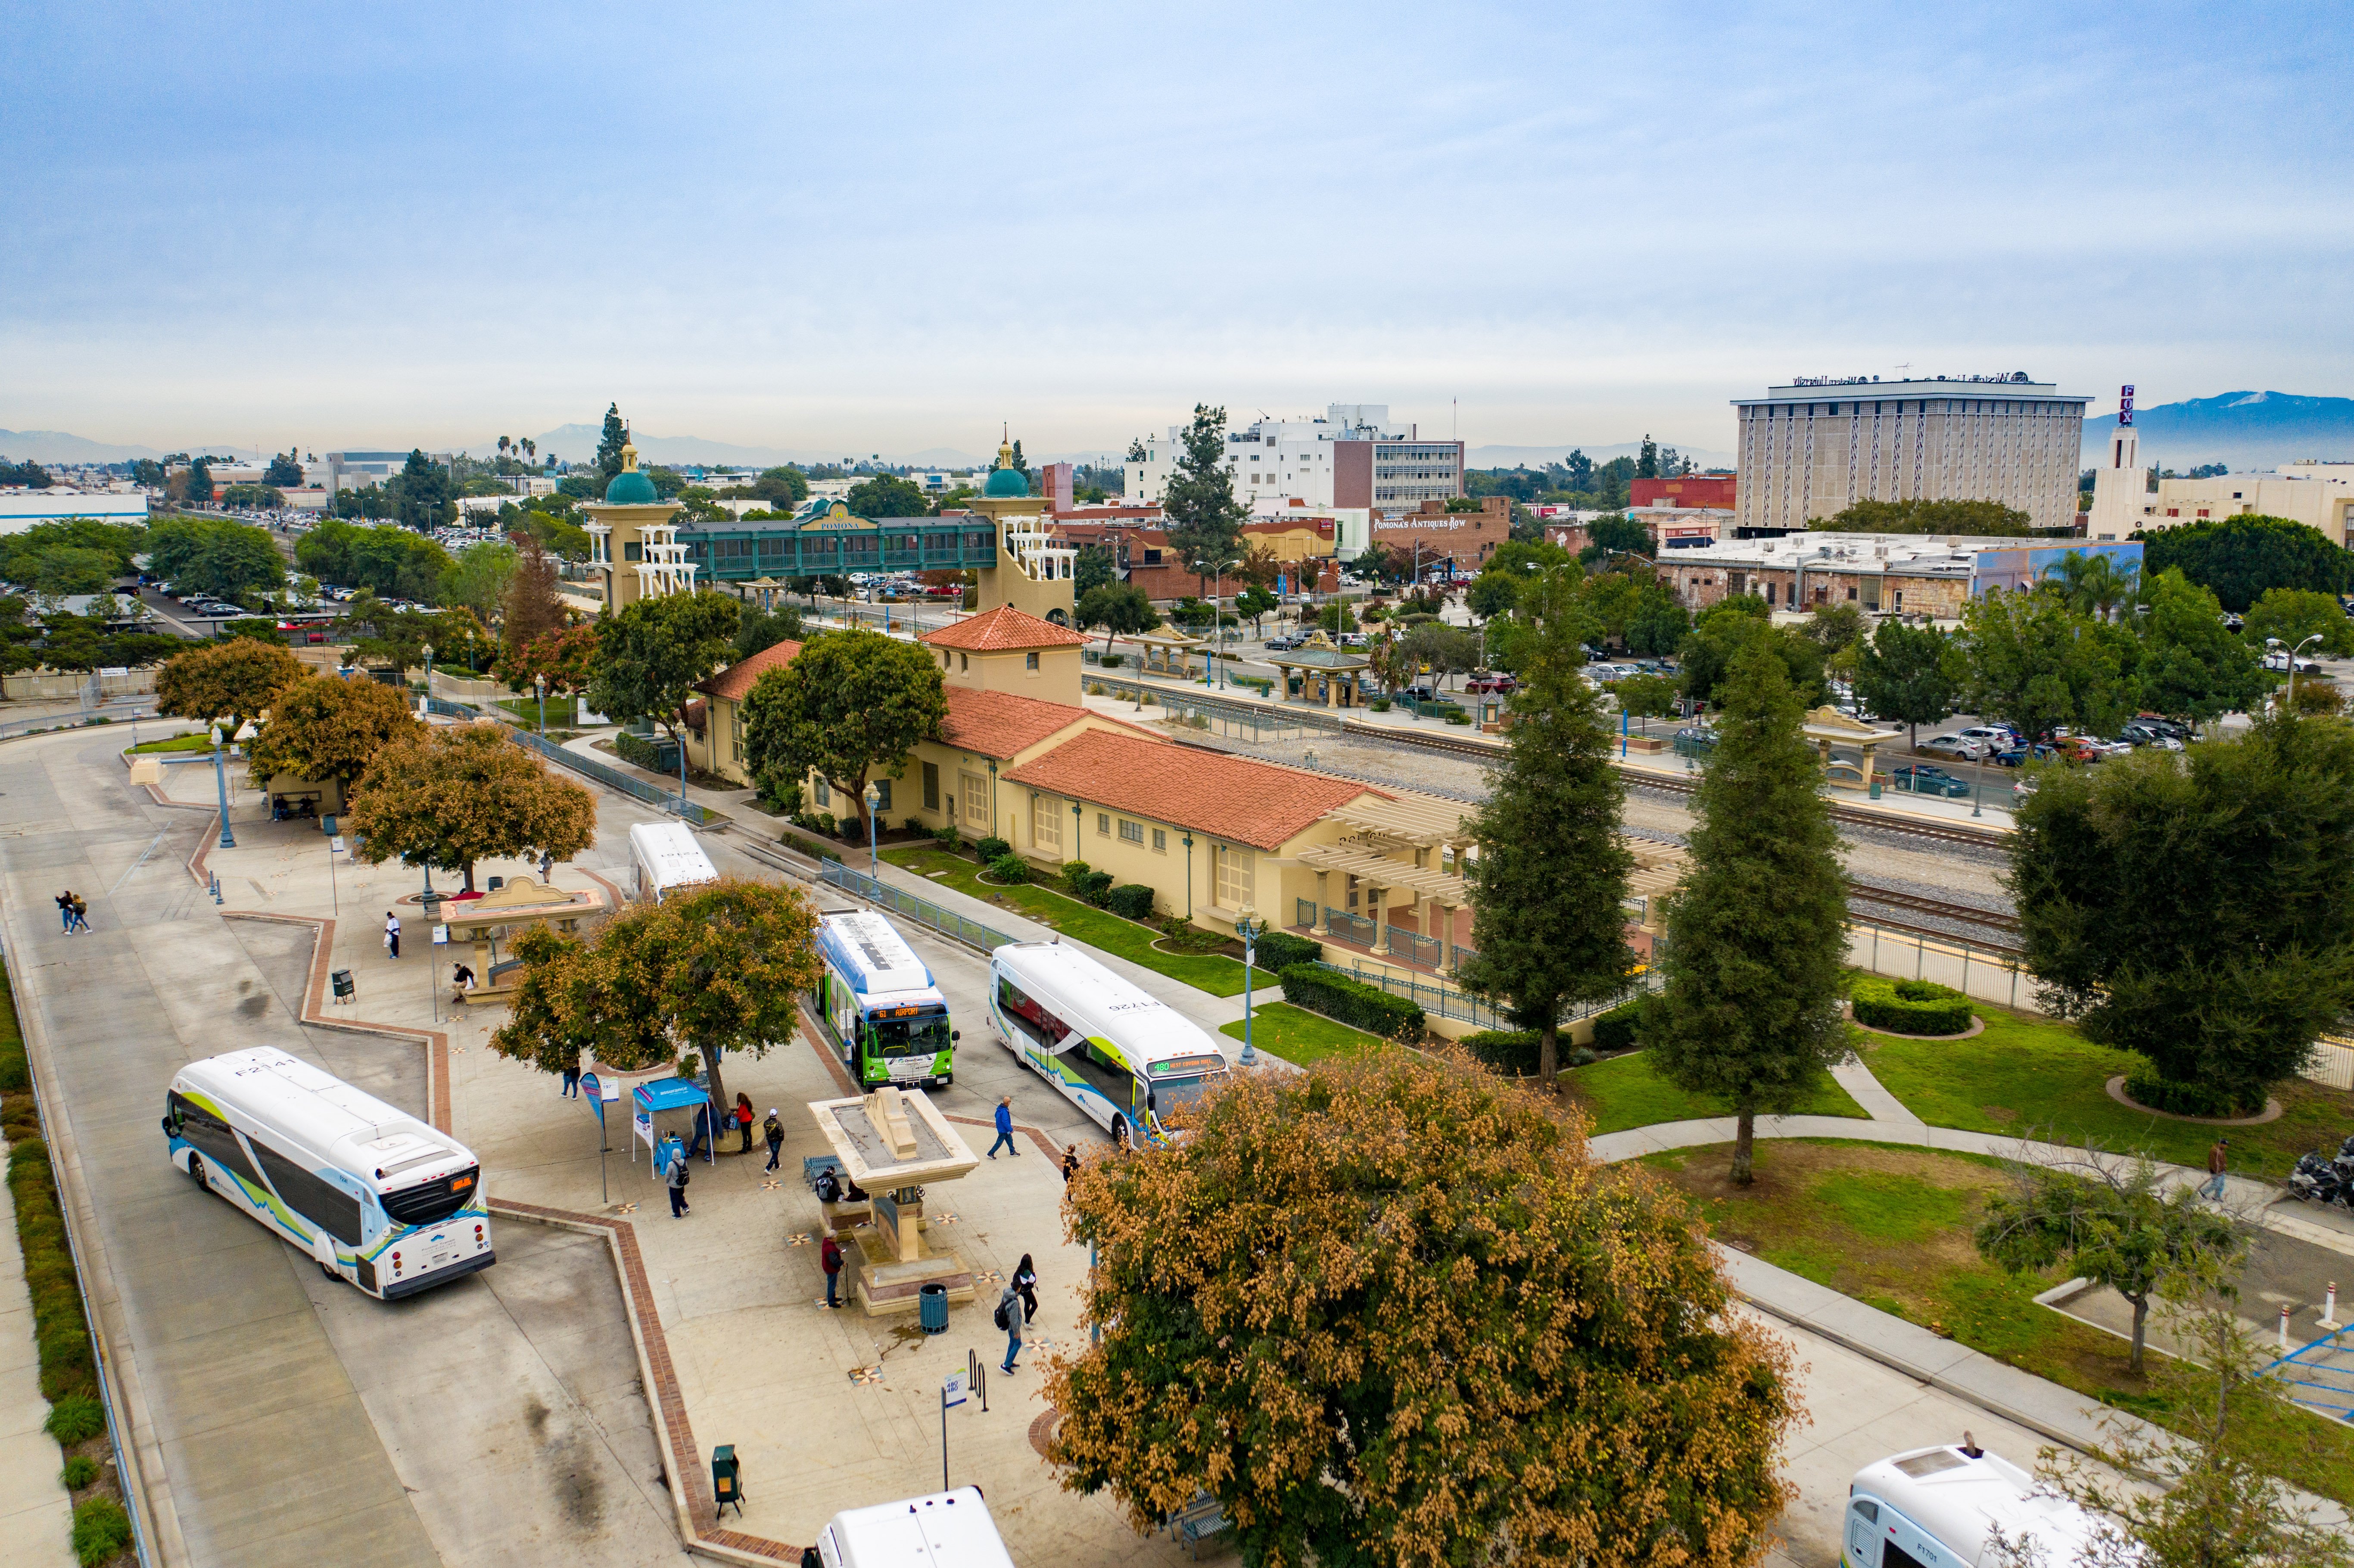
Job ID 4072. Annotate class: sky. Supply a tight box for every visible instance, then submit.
[4,0,2348,463]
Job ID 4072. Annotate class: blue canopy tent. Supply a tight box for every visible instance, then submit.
[632,1076,716,1178]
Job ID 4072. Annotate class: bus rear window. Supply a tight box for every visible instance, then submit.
[381,1166,480,1227]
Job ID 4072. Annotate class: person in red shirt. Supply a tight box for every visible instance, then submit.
[820,1234,844,1309]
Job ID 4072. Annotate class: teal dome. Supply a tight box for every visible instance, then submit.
[981,466,1029,498]
[604,468,659,505]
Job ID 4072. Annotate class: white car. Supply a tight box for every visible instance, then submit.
[2261,650,2322,674]
[1917,734,1989,762]
[1951,726,2013,750]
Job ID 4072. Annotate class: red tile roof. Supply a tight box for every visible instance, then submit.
[938,686,1146,762]
[919,604,1090,653]
[696,639,803,702]
[1006,729,1382,851]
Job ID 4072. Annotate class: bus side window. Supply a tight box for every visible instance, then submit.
[250,1138,367,1247]
[171,1093,265,1189]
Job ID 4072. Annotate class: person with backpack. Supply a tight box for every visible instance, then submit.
[68,893,90,933]
[995,1279,1026,1372]
[820,1233,844,1309]
[762,1108,785,1171]
[814,1164,842,1206]
[666,1146,692,1218]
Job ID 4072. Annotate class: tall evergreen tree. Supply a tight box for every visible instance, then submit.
[1160,404,1249,598]
[1458,569,1633,1086]
[595,403,629,482]
[1644,641,1851,1184]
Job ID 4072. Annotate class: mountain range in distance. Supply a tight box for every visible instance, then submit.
[8,389,2350,473]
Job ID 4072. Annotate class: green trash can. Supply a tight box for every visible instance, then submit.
[919,1281,949,1334]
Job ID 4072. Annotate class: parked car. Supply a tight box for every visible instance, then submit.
[2046,735,2108,764]
[1466,673,1518,694]
[2261,650,2322,674]
[1917,734,1989,763]
[2013,775,2040,802]
[2118,721,2184,751]
[1890,764,1972,798]
[1951,725,2016,751]
[1264,635,1304,651]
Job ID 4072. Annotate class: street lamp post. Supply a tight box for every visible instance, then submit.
[209,722,235,848]
[2269,633,2326,711]
[1236,908,1264,1067]
[420,641,434,716]
[864,782,882,872]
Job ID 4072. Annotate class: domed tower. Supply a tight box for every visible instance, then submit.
[965,434,1075,624]
[581,434,697,613]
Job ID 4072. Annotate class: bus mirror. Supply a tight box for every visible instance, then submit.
[951,1030,961,1042]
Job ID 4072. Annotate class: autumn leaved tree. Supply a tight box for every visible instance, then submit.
[346,723,595,892]
[155,636,310,736]
[245,672,421,794]
[1049,1053,1801,1568]
[490,878,817,1117]
[500,535,566,670]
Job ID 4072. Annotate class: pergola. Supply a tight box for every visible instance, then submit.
[1799,704,1887,790]
[1129,625,1208,680]
[1263,631,1372,708]
[1298,793,1475,966]
[741,576,789,610]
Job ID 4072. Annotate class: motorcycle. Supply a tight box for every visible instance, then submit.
[2285,1135,2354,1210]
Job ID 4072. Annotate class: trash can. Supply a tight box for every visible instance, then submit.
[331,969,354,1002]
[711,1444,742,1520]
[321,815,336,836]
[1868,778,1883,800]
[487,876,504,892]
[919,1282,949,1334]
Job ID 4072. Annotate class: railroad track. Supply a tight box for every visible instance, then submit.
[1844,883,2023,953]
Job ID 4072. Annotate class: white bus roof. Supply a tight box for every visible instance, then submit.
[171,1048,475,1196]
[991,941,1227,1071]
[1852,1445,2104,1566]
[815,1487,1013,1568]
[629,820,717,892]
[817,910,939,1000]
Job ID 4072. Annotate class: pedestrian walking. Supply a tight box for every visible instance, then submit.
[986,1095,1018,1159]
[539,851,554,880]
[2201,1137,2230,1201]
[735,1093,756,1154]
[666,1146,692,1217]
[1014,1253,1038,1324]
[383,911,401,959]
[686,1099,712,1160]
[55,891,73,934]
[68,893,89,933]
[763,1108,784,1171]
[995,1279,1025,1372]
[1060,1145,1080,1184]
[560,1060,581,1098]
[820,1233,844,1308]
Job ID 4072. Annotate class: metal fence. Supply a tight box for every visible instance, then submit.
[428,694,708,824]
[1321,906,1377,946]
[1084,674,1348,737]
[1306,955,1660,1035]
[819,860,1021,955]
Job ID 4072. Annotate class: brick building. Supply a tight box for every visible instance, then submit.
[1366,497,1511,571]
[1630,474,1736,511]
[1655,532,2141,623]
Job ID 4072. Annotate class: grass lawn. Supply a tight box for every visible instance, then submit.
[1640,1139,2354,1504]
[123,733,212,754]
[1858,1006,2354,1177]
[882,846,1258,997]
[1219,1002,1387,1068]
[1563,1048,1868,1136]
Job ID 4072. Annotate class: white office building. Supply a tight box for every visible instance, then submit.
[1124,404,1463,515]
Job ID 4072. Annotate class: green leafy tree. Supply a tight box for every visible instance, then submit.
[2040,550,2141,621]
[595,403,629,482]
[1608,671,1680,719]
[1073,544,1117,598]
[740,627,948,842]
[1822,497,2034,535]
[2242,586,2354,658]
[1160,405,1249,595]
[264,450,305,487]
[155,636,309,735]
[1465,572,1520,622]
[734,602,804,661]
[1046,1053,1801,1568]
[585,589,740,748]
[2007,710,2354,1113]
[438,541,517,622]
[842,475,927,518]
[1482,538,1574,579]
[27,548,116,595]
[1644,641,1852,1184]
[0,518,146,583]
[2134,514,2350,612]
[2134,567,2265,722]
[1458,569,1633,1084]
[1678,597,1826,710]
[390,449,455,531]
[296,518,451,600]
[347,722,596,893]
[1800,601,1865,655]
[180,456,214,507]
[746,466,808,507]
[642,878,823,1130]
[1958,588,2133,740]
[1076,582,1158,660]
[1583,513,1654,560]
[1234,582,1278,635]
[1974,1144,2241,1374]
[1852,619,1959,748]
[246,672,422,793]
[1622,583,1691,657]
[144,515,287,603]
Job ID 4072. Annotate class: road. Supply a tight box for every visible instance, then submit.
[0,725,691,1568]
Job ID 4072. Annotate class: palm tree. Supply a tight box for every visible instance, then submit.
[2041,551,2139,621]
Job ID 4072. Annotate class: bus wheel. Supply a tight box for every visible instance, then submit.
[319,1260,339,1282]
[187,1154,207,1190]
[1113,1117,1131,1151]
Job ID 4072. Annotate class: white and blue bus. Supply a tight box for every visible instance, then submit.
[162,1048,492,1300]
[988,941,1230,1149]
[1844,1444,2101,1568]
[813,909,958,1090]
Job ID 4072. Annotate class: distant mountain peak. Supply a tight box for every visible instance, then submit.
[2084,389,2354,468]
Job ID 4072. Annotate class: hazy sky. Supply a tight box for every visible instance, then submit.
[5,0,2346,460]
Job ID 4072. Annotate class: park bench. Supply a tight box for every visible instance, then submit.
[1169,1494,1228,1558]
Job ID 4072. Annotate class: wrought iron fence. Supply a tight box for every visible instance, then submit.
[819,861,1021,955]
[1321,906,1377,945]
[1389,927,1441,969]
[430,694,709,824]
[1295,897,1318,929]
[1308,958,1506,1031]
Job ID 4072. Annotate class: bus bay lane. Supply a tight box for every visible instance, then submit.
[0,728,691,1568]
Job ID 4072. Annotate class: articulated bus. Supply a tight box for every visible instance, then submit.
[163,1048,492,1300]
[988,941,1230,1148]
[813,909,958,1089]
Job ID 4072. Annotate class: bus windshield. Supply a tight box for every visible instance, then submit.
[871,1013,953,1060]
[1149,1068,1227,1118]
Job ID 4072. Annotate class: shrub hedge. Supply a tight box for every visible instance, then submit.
[1461,1028,1598,1075]
[1061,860,1114,906]
[1277,964,1423,1039]
[72,1496,131,1566]
[975,837,1010,862]
[2124,1066,2260,1120]
[1591,1001,1643,1055]
[1106,884,1156,921]
[613,729,676,772]
[1850,976,1974,1036]
[1251,930,1322,971]
[986,853,1029,884]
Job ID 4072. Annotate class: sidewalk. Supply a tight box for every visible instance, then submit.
[0,1139,75,1568]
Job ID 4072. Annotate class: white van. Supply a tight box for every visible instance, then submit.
[810,1487,1013,1568]
[1845,1444,2102,1567]
[629,820,717,904]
